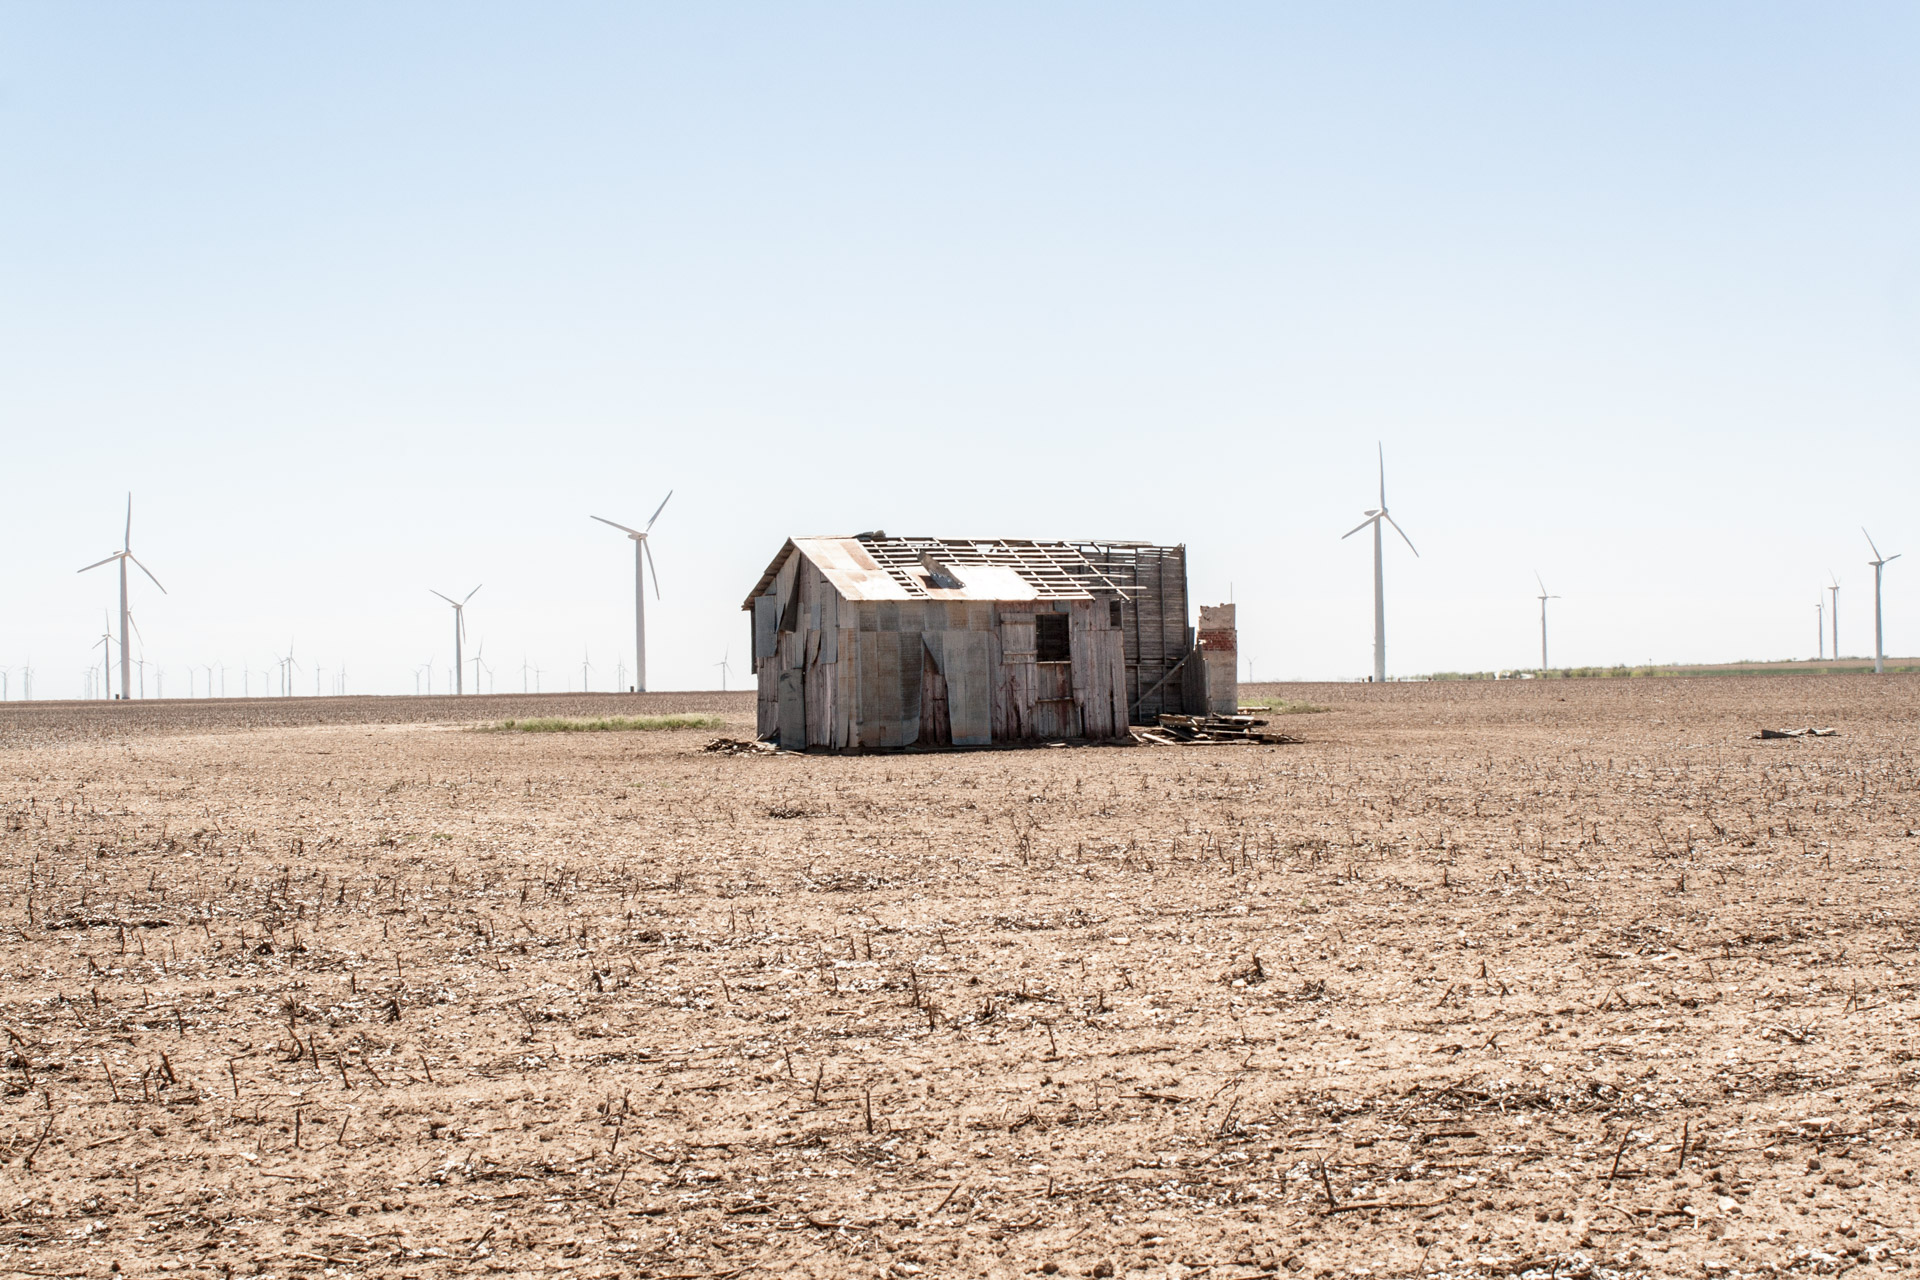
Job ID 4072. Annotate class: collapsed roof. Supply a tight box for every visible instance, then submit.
[742,534,1135,607]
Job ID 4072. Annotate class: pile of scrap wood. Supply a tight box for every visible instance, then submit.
[1751,727,1839,740]
[704,737,778,756]
[1133,713,1303,746]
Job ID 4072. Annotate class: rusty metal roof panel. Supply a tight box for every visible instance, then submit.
[744,535,1129,607]
[797,537,917,601]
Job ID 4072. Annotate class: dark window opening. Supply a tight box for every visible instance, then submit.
[1036,613,1071,662]
[1108,599,1123,628]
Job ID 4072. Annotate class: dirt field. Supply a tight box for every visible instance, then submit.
[1,677,1917,1280]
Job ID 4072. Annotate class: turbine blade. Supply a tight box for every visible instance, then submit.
[1377,443,1386,509]
[1889,553,1904,564]
[645,537,662,598]
[645,489,673,532]
[431,590,458,605]
[129,554,167,594]
[1864,527,1884,560]
[1384,512,1419,557]
[1341,514,1380,540]
[124,493,132,550]
[592,514,645,536]
[1535,571,1546,594]
[464,584,482,604]
[77,553,120,573]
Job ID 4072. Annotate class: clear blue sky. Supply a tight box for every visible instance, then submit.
[4,3,1916,696]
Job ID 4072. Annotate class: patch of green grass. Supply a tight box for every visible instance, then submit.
[1239,699,1326,714]
[485,714,727,733]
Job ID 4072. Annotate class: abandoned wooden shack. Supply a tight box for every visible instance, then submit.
[743,534,1230,751]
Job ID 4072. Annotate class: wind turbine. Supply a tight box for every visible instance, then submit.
[471,641,487,699]
[128,613,146,697]
[1829,574,1841,660]
[715,646,731,692]
[280,641,300,696]
[592,491,671,693]
[581,648,594,693]
[430,586,480,695]
[94,616,114,700]
[1535,573,1561,671]
[1864,529,1902,675]
[1341,445,1418,682]
[1816,597,1825,661]
[78,494,165,699]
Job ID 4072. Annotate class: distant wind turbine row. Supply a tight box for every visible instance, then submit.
[1341,450,1903,680]
[38,478,1903,698]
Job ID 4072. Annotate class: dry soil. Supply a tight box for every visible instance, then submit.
[0,678,1917,1280]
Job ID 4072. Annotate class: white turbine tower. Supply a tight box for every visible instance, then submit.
[431,586,481,695]
[715,646,732,692]
[592,491,672,693]
[1341,445,1418,683]
[1829,573,1841,660]
[1535,573,1560,671]
[93,612,114,700]
[1816,597,1825,661]
[93,630,113,698]
[78,494,165,700]
[1864,529,1901,675]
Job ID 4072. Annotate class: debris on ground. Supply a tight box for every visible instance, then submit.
[1134,713,1303,746]
[704,736,778,755]
[1751,726,1840,739]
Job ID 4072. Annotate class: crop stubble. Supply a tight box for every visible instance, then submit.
[0,678,1916,1278]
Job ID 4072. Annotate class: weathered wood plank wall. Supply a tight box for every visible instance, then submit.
[1076,544,1191,721]
[752,547,1145,751]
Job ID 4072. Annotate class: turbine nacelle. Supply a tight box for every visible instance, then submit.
[1864,528,1902,569]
